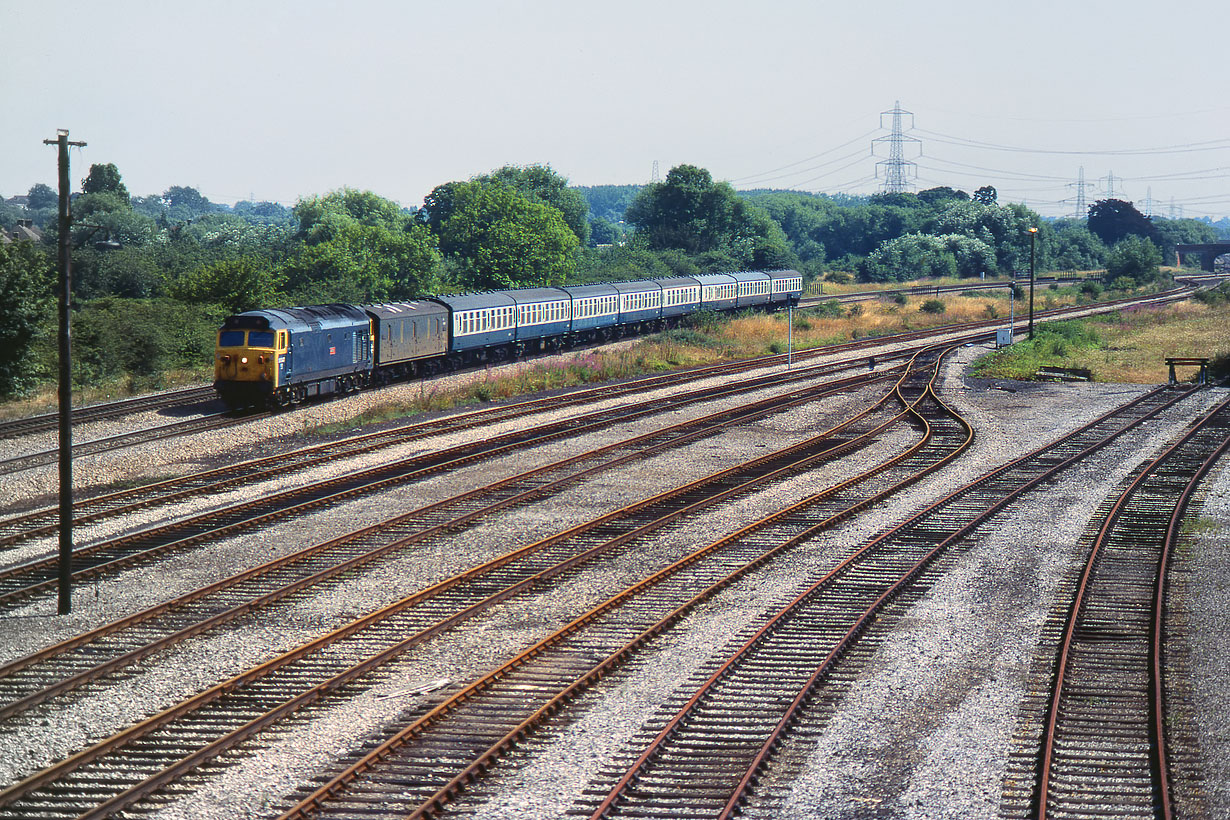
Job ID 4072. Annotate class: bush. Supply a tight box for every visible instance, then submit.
[1080,280,1103,299]
[847,303,863,318]
[825,271,852,285]
[810,300,844,318]
[1106,235,1162,283]
[983,303,999,319]
[919,298,946,314]
[69,297,224,385]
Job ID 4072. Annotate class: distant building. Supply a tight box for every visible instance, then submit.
[4,219,43,244]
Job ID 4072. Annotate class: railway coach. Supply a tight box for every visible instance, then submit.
[214,269,804,408]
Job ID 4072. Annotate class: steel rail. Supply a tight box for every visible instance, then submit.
[1034,393,1230,820]
[0,369,899,721]
[0,351,898,609]
[583,388,1196,818]
[0,351,940,819]
[0,345,920,550]
[0,385,218,441]
[273,345,967,819]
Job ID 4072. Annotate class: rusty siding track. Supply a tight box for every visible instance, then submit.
[0,368,899,722]
[1029,394,1230,820]
[0,409,266,475]
[0,347,957,820]
[283,383,1190,820]
[0,285,1193,479]
[0,352,911,610]
[0,344,921,551]
[271,346,972,820]
[576,393,1206,819]
[0,386,218,441]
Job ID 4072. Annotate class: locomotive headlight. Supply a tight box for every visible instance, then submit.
[240,356,249,364]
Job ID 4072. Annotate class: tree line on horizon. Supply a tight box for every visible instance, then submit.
[0,160,1223,398]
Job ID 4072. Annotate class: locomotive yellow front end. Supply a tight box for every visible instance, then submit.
[214,325,283,408]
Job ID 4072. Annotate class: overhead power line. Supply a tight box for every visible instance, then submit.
[913,128,1230,156]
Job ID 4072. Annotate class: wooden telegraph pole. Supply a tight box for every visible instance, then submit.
[44,129,86,615]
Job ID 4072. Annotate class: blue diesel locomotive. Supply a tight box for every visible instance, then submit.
[214,270,803,408]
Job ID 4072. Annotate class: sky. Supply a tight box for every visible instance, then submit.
[3,0,1229,220]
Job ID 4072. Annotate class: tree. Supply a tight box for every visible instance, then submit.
[973,186,998,205]
[862,234,958,281]
[918,186,969,206]
[0,242,51,396]
[286,189,441,301]
[26,183,57,211]
[168,256,285,314]
[163,185,210,210]
[81,163,129,203]
[1049,220,1108,270]
[625,164,797,271]
[1106,235,1163,283]
[1087,199,1160,248]
[478,165,590,247]
[436,181,579,290]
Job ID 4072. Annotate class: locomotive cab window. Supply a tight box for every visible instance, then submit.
[219,330,245,347]
[249,330,275,347]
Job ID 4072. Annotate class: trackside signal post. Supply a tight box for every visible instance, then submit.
[45,129,86,615]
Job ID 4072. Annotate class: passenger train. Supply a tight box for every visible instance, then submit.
[213,270,804,409]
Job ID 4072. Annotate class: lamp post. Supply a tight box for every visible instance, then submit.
[1028,226,1038,340]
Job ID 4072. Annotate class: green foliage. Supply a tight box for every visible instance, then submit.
[1106,235,1163,283]
[928,200,1039,273]
[809,300,845,318]
[973,185,998,205]
[477,165,590,247]
[574,184,642,224]
[825,271,852,285]
[863,233,958,281]
[0,242,52,397]
[918,187,969,206]
[168,257,285,314]
[1194,281,1230,307]
[1080,280,1103,299]
[971,320,1104,379]
[588,216,620,246]
[81,163,129,203]
[1087,199,1160,248]
[919,298,946,314]
[574,245,679,283]
[625,165,797,271]
[1049,219,1108,270]
[69,297,224,383]
[288,189,441,301]
[27,183,58,211]
[435,182,578,290]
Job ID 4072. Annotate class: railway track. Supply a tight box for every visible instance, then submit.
[0,408,264,475]
[0,368,902,723]
[0,386,218,441]
[0,348,923,611]
[0,345,958,820]
[1005,393,1230,820]
[0,343,924,551]
[278,382,1194,820]
[0,285,1193,483]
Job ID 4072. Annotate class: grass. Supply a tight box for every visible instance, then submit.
[0,367,212,422]
[2,273,1213,429]
[971,300,1230,383]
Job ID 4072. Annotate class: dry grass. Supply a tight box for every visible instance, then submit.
[973,300,1230,384]
[1073,302,1230,383]
[0,368,211,422]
